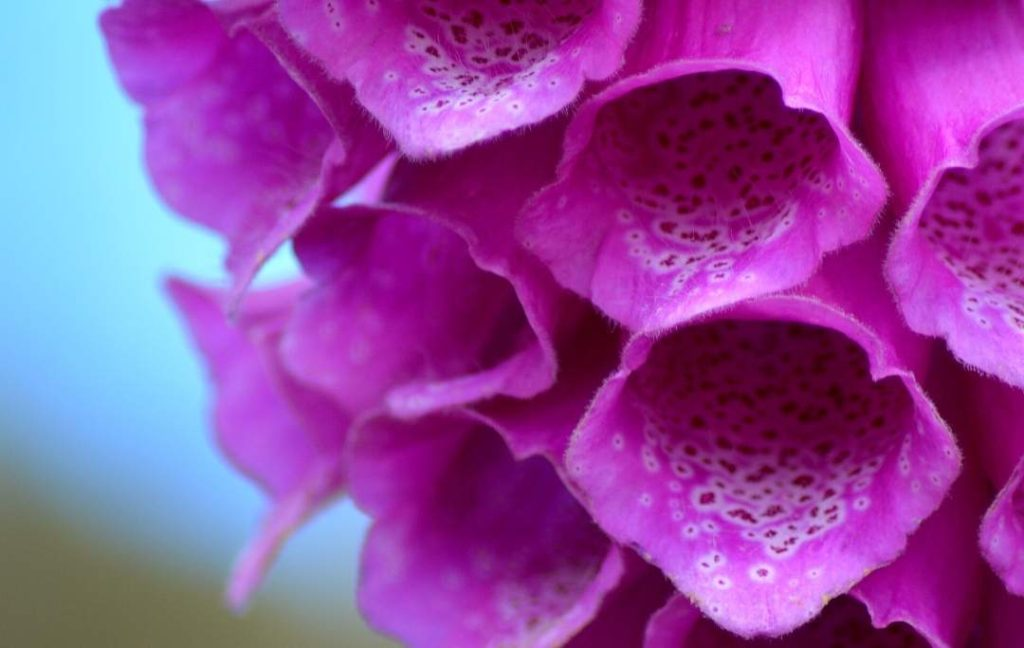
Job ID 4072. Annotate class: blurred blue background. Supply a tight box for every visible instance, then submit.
[1,3,387,645]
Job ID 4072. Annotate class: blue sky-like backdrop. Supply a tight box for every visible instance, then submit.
[0,1,370,622]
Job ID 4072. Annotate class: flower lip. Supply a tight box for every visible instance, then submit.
[278,0,642,157]
[888,107,1024,388]
[645,593,930,648]
[566,297,959,637]
[517,59,885,334]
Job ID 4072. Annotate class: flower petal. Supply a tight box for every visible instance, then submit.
[278,0,641,157]
[281,204,547,420]
[564,243,960,636]
[379,120,579,417]
[350,414,623,648]
[101,0,388,301]
[861,0,1024,388]
[516,0,885,334]
[166,278,349,606]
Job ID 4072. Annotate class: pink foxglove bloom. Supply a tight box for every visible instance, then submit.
[862,0,1024,388]
[102,0,389,300]
[517,0,886,334]
[168,279,348,608]
[281,124,582,421]
[276,0,642,157]
[102,0,1024,644]
[563,241,960,636]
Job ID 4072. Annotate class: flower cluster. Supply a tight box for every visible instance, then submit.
[101,0,1024,645]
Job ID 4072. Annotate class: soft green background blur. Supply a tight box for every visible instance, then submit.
[1,3,396,646]
[0,459,389,647]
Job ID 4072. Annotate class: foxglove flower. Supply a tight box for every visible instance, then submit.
[276,0,643,157]
[564,241,960,636]
[167,279,348,608]
[517,0,886,334]
[861,0,1024,388]
[101,0,389,300]
[281,123,580,421]
[101,0,1024,644]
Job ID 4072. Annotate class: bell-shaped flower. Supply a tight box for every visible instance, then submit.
[563,240,961,636]
[282,122,582,420]
[861,0,1024,388]
[101,0,389,301]
[517,0,885,335]
[277,0,642,157]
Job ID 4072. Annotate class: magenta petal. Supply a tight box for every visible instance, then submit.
[645,594,929,647]
[281,203,547,421]
[517,0,885,334]
[851,464,988,648]
[351,414,623,647]
[101,0,387,300]
[166,278,348,606]
[565,254,960,635]
[101,0,225,103]
[861,0,1024,388]
[380,121,579,416]
[278,0,641,157]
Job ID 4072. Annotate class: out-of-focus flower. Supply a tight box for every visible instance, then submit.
[516,0,886,335]
[276,0,643,157]
[281,123,583,422]
[167,279,348,609]
[861,0,1024,388]
[101,0,389,301]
